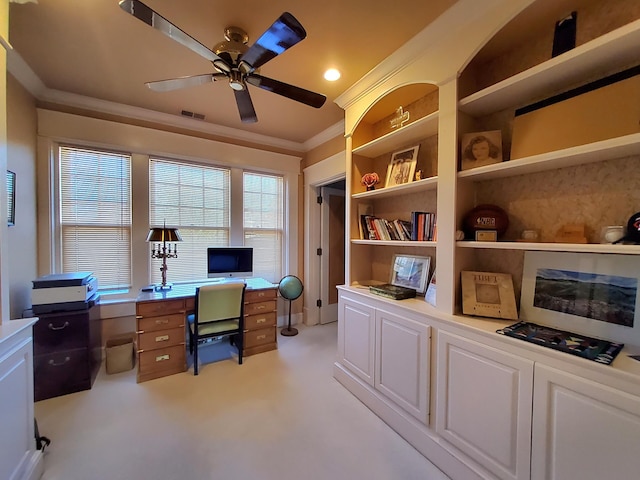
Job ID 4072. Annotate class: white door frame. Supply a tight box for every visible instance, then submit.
[303,150,346,326]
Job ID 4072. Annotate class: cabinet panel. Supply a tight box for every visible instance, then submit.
[436,331,533,480]
[338,295,375,386]
[375,308,430,423]
[532,364,640,480]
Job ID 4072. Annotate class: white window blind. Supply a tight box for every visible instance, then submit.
[149,159,230,283]
[59,146,132,290]
[243,172,284,283]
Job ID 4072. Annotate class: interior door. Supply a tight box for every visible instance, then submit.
[320,185,345,324]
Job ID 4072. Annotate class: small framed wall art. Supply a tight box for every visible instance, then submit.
[385,145,419,187]
[461,271,518,320]
[6,170,15,226]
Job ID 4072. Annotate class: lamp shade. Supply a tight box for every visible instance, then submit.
[146,227,182,242]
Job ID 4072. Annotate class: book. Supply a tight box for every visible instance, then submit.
[369,284,417,300]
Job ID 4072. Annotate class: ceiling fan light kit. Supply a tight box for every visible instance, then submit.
[118,0,326,123]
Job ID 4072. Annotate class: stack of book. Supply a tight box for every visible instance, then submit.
[360,215,412,241]
[411,211,437,241]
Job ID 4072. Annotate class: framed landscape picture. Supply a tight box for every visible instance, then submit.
[390,254,430,294]
[520,251,640,346]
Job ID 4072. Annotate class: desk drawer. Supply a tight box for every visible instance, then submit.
[245,288,276,303]
[245,300,276,316]
[244,326,276,349]
[137,299,185,317]
[244,311,276,331]
[137,313,184,332]
[138,344,185,375]
[137,327,185,351]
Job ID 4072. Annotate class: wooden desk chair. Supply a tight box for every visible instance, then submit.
[187,282,246,375]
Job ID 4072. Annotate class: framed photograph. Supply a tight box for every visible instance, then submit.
[460,130,503,171]
[390,254,430,294]
[385,145,419,187]
[424,268,437,306]
[520,251,640,345]
[461,271,518,320]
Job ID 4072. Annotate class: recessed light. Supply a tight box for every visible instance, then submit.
[324,68,341,81]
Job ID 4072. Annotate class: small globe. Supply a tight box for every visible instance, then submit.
[279,275,303,300]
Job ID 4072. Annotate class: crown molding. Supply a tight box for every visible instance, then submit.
[335,0,506,111]
[303,120,345,151]
[7,49,344,153]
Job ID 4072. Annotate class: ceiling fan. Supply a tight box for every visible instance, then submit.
[118,0,327,123]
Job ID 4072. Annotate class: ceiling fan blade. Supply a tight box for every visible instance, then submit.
[234,88,258,123]
[246,74,326,108]
[119,0,223,65]
[145,73,226,92]
[239,12,306,73]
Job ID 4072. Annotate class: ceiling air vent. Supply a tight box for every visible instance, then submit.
[181,110,205,120]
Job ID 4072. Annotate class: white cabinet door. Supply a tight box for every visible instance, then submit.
[436,331,533,480]
[531,364,640,480]
[374,308,430,423]
[0,327,38,480]
[338,294,375,386]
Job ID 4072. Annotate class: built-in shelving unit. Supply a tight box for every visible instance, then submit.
[458,18,640,116]
[353,111,439,158]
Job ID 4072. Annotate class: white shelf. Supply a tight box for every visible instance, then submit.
[459,19,640,116]
[352,240,437,247]
[352,175,438,199]
[457,133,640,181]
[457,241,640,255]
[353,111,439,158]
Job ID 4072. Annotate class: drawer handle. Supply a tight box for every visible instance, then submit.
[256,318,266,324]
[256,305,266,310]
[156,354,170,362]
[256,334,266,340]
[48,321,70,331]
[48,356,71,367]
[155,319,169,325]
[155,335,169,342]
[258,292,265,297]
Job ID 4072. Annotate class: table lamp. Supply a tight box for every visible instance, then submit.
[146,223,182,290]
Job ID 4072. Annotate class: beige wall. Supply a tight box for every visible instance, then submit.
[6,73,37,320]
[301,134,345,170]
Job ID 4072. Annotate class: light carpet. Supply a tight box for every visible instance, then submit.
[35,322,450,480]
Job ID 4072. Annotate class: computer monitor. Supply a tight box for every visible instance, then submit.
[207,247,253,279]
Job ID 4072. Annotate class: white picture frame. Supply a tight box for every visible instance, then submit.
[390,254,430,294]
[520,251,640,345]
[385,145,419,187]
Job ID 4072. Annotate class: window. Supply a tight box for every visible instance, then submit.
[59,146,132,290]
[244,172,284,283]
[149,158,230,284]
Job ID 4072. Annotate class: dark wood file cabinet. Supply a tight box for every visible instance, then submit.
[33,306,101,401]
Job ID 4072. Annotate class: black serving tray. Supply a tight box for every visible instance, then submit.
[497,321,623,365]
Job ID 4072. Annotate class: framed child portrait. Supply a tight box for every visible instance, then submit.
[460,130,503,171]
[385,145,419,187]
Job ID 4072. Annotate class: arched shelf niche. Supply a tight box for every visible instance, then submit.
[349,83,439,196]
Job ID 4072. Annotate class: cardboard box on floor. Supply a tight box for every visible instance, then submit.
[511,70,640,159]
